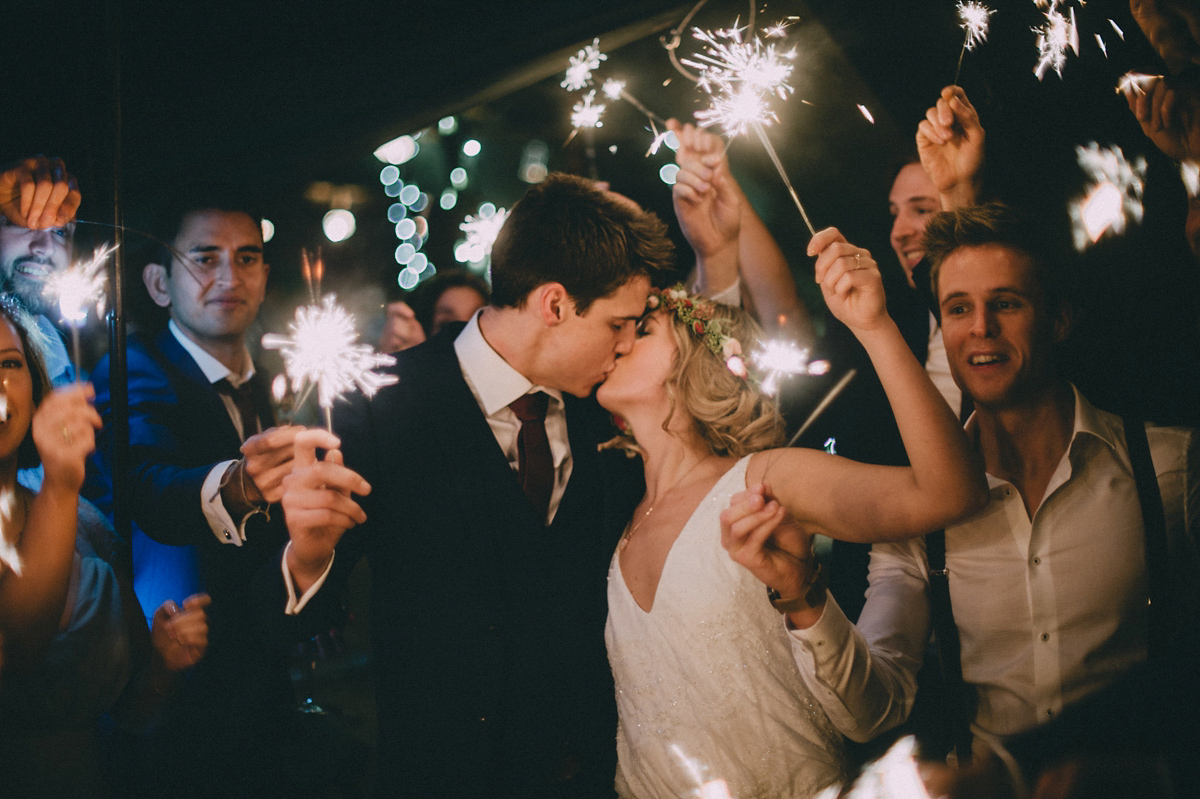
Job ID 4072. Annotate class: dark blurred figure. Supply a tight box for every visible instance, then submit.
[408,268,489,337]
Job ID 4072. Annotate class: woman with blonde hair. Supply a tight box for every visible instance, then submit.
[596,227,986,799]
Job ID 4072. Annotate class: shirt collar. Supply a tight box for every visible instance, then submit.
[169,319,255,387]
[963,383,1119,489]
[453,311,561,415]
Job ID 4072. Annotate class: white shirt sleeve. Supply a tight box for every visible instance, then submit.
[201,460,247,546]
[282,541,336,615]
[787,541,931,742]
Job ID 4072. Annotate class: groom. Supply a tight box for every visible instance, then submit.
[281,173,673,798]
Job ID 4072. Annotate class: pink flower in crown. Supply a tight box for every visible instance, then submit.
[722,338,742,358]
[726,355,748,379]
[692,303,714,321]
[646,294,660,310]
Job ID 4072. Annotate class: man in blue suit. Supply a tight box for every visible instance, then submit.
[282,173,674,798]
[85,185,307,795]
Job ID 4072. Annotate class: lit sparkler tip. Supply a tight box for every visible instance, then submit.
[561,37,607,91]
[752,339,827,396]
[684,19,796,137]
[1034,6,1079,81]
[570,90,607,130]
[957,2,993,51]
[262,294,398,413]
[1069,142,1147,251]
[45,243,115,325]
[601,78,625,101]
[1117,71,1161,96]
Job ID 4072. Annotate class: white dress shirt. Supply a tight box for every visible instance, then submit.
[788,386,1199,747]
[284,311,574,614]
[168,320,260,547]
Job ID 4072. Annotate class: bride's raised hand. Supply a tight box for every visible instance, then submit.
[808,227,888,334]
[32,383,101,493]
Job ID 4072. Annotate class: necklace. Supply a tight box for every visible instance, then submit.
[620,455,711,548]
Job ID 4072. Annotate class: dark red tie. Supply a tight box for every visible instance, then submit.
[216,378,260,442]
[509,391,553,523]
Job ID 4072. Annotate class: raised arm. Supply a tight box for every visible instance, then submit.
[670,119,813,340]
[0,385,101,661]
[916,86,985,211]
[1124,73,1200,163]
[746,228,986,543]
[0,156,82,229]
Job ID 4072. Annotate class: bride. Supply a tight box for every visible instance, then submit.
[595,227,985,799]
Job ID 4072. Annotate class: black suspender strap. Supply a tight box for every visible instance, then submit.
[1122,417,1169,664]
[926,528,974,764]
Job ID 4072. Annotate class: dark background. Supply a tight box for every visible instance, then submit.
[4,0,1198,423]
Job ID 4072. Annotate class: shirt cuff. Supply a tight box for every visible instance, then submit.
[705,277,742,306]
[202,460,245,546]
[282,541,335,615]
[786,590,854,670]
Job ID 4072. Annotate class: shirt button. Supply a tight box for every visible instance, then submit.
[1032,556,1041,566]
[223,529,232,540]
[1040,632,1050,641]
[1004,488,1012,497]
[1046,709,1054,717]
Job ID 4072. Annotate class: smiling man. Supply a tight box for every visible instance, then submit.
[82,184,308,796]
[726,202,1199,774]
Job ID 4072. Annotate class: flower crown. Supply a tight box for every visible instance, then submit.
[647,285,749,379]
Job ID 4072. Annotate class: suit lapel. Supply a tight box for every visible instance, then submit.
[150,329,243,450]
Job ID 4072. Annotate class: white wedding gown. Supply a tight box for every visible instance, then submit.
[606,456,847,799]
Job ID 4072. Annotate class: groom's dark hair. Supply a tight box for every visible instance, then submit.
[489,173,674,314]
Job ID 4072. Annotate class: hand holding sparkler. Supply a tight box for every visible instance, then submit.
[32,383,101,495]
[809,228,887,335]
[281,427,370,595]
[0,156,81,230]
[1123,73,1200,163]
[916,86,985,210]
[232,425,303,508]
[669,119,741,289]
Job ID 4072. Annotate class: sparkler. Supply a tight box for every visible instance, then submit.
[1116,71,1162,97]
[683,21,817,236]
[561,38,606,91]
[1068,142,1147,251]
[262,295,398,431]
[0,486,19,577]
[43,243,115,382]
[565,89,607,148]
[837,736,932,799]
[954,2,993,84]
[459,205,508,265]
[601,78,673,155]
[1033,5,1079,81]
[752,339,830,397]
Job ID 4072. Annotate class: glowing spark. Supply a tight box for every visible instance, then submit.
[752,339,829,396]
[1069,142,1147,251]
[763,21,790,38]
[45,244,113,326]
[1182,161,1200,197]
[857,104,875,124]
[459,205,508,263]
[1095,34,1107,57]
[648,128,673,155]
[570,90,606,130]
[1034,6,1079,80]
[262,295,398,427]
[957,2,993,51]
[0,487,20,576]
[824,437,837,455]
[682,22,797,136]
[561,38,606,91]
[602,79,625,101]
[1110,18,1125,39]
[271,374,288,405]
[1117,71,1161,96]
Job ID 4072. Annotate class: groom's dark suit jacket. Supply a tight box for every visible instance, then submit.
[310,323,644,798]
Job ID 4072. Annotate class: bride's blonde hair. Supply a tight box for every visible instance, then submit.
[602,292,785,459]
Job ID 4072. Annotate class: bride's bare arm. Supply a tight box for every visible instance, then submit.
[745,228,985,543]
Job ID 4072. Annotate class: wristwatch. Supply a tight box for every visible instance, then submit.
[766,561,827,614]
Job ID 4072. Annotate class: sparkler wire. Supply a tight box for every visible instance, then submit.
[751,121,816,237]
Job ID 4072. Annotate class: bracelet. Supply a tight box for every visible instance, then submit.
[766,561,827,614]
